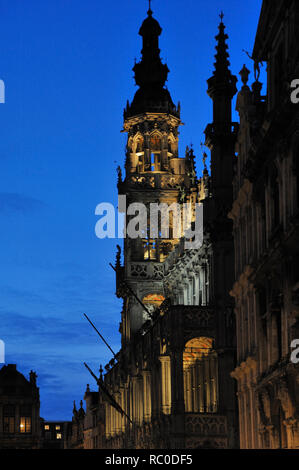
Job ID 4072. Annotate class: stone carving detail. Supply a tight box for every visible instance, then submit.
[184,309,214,328]
[129,175,155,188]
[130,264,148,278]
[185,414,227,436]
[276,381,293,417]
[258,389,271,425]
[129,263,165,280]
[153,264,164,280]
[186,438,227,449]
[161,175,184,189]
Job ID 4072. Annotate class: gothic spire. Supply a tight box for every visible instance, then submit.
[124,9,179,119]
[214,13,231,79]
[207,13,237,98]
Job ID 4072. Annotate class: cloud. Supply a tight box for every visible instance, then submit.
[0,192,45,214]
[0,310,120,421]
[0,310,120,354]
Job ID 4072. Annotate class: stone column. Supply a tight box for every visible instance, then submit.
[249,381,258,448]
[199,360,204,413]
[239,382,246,449]
[142,371,152,422]
[211,353,218,412]
[120,387,125,432]
[192,363,198,412]
[194,274,200,305]
[106,403,110,438]
[170,349,185,448]
[159,356,172,415]
[137,375,143,425]
[115,392,121,435]
[266,425,275,449]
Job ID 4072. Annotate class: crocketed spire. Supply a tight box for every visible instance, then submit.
[214,13,231,79]
[207,13,237,98]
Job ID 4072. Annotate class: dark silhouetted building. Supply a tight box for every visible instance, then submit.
[230,0,299,449]
[0,364,40,449]
[40,419,71,449]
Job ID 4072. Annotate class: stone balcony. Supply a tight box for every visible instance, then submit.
[127,261,165,281]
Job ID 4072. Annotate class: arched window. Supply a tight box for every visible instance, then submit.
[142,294,165,308]
[183,337,218,413]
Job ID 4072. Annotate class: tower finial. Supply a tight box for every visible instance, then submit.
[148,0,152,15]
[209,10,236,86]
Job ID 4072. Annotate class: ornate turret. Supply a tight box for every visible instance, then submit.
[205,13,238,197]
[207,12,237,102]
[124,8,179,118]
[117,7,198,339]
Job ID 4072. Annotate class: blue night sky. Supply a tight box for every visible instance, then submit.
[0,0,263,420]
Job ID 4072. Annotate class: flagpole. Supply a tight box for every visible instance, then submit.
[83,313,117,359]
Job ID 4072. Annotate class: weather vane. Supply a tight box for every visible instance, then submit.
[220,11,224,22]
[148,0,152,11]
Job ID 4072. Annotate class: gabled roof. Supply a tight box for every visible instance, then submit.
[0,364,37,397]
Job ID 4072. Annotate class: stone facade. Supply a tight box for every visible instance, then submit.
[98,8,239,450]
[229,0,299,449]
[70,1,299,451]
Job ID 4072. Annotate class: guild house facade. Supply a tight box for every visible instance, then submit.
[230,0,299,449]
[69,1,299,450]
